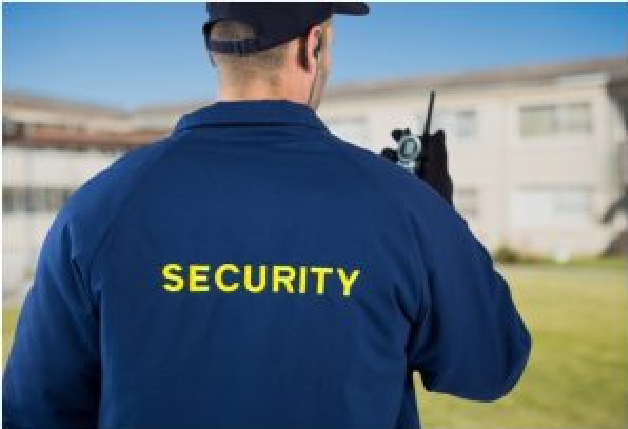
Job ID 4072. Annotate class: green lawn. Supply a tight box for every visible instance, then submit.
[3,262,627,428]
[3,305,19,368]
[417,263,627,428]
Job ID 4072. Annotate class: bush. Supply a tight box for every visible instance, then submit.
[493,245,521,264]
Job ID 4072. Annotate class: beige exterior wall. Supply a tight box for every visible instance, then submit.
[3,146,122,188]
[2,146,122,295]
[318,75,627,257]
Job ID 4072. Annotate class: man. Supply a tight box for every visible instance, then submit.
[2,3,531,428]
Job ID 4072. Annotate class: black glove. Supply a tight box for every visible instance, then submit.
[381,129,454,205]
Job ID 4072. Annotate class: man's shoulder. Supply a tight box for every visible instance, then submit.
[69,137,174,210]
[327,134,464,233]
[326,135,406,182]
[326,134,443,209]
[56,136,177,261]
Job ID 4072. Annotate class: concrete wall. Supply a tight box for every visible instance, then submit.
[318,76,627,257]
[2,146,121,294]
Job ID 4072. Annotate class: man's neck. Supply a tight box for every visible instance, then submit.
[217,81,305,105]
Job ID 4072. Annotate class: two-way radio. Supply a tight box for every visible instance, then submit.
[391,90,436,174]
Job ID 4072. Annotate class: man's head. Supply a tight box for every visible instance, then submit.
[203,3,368,110]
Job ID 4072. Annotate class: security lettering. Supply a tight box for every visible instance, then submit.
[162,263,361,298]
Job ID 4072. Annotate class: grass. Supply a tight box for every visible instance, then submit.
[3,305,20,368]
[417,262,627,429]
[3,261,627,428]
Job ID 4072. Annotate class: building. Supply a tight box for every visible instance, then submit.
[3,56,627,299]
[319,57,628,260]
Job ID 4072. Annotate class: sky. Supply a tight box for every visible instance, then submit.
[2,2,627,110]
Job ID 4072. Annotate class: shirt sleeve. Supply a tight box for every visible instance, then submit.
[407,204,532,401]
[2,212,100,427]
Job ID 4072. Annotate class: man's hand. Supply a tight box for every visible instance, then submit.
[381,129,454,205]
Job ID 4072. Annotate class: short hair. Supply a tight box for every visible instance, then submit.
[210,18,331,87]
[210,20,289,88]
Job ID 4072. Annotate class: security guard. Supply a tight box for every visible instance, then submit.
[2,3,531,428]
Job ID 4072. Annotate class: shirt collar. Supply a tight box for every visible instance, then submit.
[173,99,331,135]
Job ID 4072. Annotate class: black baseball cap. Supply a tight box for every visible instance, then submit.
[203,2,369,55]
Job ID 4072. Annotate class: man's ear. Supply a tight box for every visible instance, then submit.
[297,36,310,71]
[309,26,322,60]
[314,36,321,59]
[297,25,322,72]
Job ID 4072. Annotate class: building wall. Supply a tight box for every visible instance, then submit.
[2,145,122,295]
[318,76,627,257]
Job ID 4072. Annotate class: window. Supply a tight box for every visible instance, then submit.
[421,109,477,140]
[325,117,369,146]
[555,190,591,214]
[456,110,477,138]
[3,187,24,213]
[25,187,42,212]
[511,187,592,227]
[454,188,479,219]
[44,188,68,211]
[3,186,74,213]
[519,102,592,137]
[2,117,24,140]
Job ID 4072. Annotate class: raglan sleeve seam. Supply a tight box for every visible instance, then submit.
[79,137,181,298]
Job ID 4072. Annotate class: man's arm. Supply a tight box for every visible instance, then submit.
[384,129,531,400]
[408,204,532,401]
[3,211,100,427]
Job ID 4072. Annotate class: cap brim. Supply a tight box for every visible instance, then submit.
[333,2,369,16]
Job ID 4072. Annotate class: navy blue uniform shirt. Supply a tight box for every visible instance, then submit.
[3,100,531,428]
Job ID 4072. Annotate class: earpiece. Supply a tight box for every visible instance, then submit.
[313,36,321,59]
[297,33,322,70]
